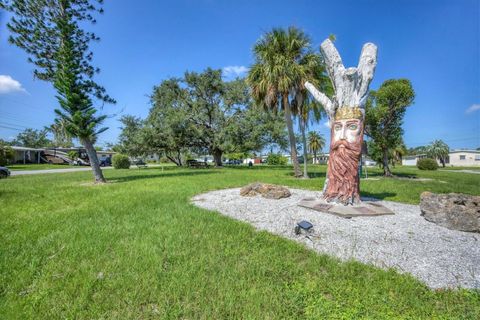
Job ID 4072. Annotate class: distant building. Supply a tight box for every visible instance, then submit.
[145,153,160,162]
[11,146,43,164]
[402,154,428,166]
[242,157,264,165]
[315,153,329,165]
[447,150,480,166]
[402,150,480,167]
[363,157,377,167]
[9,146,116,165]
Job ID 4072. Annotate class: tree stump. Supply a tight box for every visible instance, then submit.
[305,39,377,205]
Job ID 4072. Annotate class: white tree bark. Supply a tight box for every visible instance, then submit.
[304,81,334,119]
[305,38,378,205]
[306,39,378,119]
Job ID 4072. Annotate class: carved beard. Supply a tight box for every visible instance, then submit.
[324,137,362,205]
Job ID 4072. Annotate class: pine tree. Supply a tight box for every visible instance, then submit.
[2,0,115,183]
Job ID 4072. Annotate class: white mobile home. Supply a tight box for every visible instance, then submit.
[402,150,480,167]
[402,154,428,166]
[11,146,43,164]
[447,150,480,166]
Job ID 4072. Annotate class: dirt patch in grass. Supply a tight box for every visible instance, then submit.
[79,180,120,186]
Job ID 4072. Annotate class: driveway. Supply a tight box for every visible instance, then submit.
[10,167,113,176]
[10,164,164,176]
[439,169,480,174]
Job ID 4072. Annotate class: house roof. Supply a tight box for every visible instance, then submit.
[404,154,426,159]
[11,146,44,151]
[10,146,116,153]
[404,150,480,158]
[449,149,480,154]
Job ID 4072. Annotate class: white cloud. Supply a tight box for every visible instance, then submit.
[0,75,27,94]
[222,65,248,78]
[465,104,480,114]
[323,120,331,128]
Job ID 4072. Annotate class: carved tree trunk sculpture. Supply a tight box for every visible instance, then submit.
[305,39,377,205]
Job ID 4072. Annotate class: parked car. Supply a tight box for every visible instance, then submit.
[226,159,242,165]
[99,157,112,167]
[133,159,148,168]
[0,166,11,179]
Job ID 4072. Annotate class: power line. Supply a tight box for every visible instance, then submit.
[0,96,49,111]
[408,136,479,145]
[0,113,39,122]
[0,109,52,128]
[0,115,42,128]
[0,121,30,129]
[0,125,23,131]
[0,109,41,117]
[0,108,43,117]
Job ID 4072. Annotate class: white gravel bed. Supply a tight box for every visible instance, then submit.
[192,187,480,289]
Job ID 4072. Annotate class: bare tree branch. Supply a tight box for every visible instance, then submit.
[319,38,377,109]
[357,43,378,106]
[320,39,345,94]
[304,81,335,119]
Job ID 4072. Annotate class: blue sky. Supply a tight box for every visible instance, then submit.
[1,0,479,151]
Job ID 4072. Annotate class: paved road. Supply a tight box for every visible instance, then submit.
[10,164,164,176]
[439,169,480,175]
[11,167,113,176]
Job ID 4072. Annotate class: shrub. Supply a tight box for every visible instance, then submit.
[112,154,131,169]
[266,153,288,165]
[159,156,170,163]
[0,145,15,166]
[225,152,244,161]
[417,158,438,170]
[67,150,78,160]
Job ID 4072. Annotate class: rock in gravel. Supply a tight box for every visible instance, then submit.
[420,192,480,233]
[240,182,291,199]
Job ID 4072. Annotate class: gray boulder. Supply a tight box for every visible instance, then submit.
[240,182,291,199]
[420,192,480,233]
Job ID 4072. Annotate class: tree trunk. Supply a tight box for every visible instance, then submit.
[283,93,301,177]
[81,137,106,183]
[299,117,309,178]
[323,125,363,205]
[177,150,183,166]
[305,38,378,205]
[382,148,393,177]
[213,148,223,167]
[313,151,317,164]
[166,154,182,166]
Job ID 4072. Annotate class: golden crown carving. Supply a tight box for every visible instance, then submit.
[334,107,363,120]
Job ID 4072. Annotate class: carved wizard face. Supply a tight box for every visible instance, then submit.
[332,119,361,144]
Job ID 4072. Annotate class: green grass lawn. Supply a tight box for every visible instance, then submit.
[1,165,479,319]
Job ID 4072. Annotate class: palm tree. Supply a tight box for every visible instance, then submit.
[388,141,407,167]
[293,53,331,177]
[308,131,325,164]
[45,119,73,147]
[247,27,315,178]
[295,99,320,177]
[427,139,449,167]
